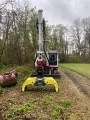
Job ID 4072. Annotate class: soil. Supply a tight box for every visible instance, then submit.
[62,67,90,98]
[0,67,90,120]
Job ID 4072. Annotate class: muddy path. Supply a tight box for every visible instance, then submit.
[60,67,90,99]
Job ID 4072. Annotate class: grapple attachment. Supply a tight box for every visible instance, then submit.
[44,77,58,92]
[22,77,58,92]
[22,77,36,92]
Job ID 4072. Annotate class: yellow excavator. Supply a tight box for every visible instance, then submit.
[22,10,60,92]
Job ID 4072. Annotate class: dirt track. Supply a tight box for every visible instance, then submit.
[60,67,90,99]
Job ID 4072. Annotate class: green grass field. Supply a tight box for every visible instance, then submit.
[59,63,90,78]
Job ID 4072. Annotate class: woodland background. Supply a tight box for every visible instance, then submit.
[0,0,90,66]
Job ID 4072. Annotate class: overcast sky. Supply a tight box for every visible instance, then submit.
[30,0,90,26]
[1,0,90,26]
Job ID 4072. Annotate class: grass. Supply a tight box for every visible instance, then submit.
[7,102,35,118]
[0,63,72,119]
[0,87,3,93]
[0,63,90,119]
[59,63,90,78]
[51,100,72,119]
[0,63,33,84]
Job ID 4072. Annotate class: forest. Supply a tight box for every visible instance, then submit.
[0,0,90,66]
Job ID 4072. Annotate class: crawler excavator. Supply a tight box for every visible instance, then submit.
[22,10,60,92]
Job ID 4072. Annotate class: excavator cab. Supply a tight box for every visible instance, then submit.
[47,50,59,75]
[48,50,58,66]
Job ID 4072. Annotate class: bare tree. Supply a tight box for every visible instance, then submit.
[70,18,83,62]
[0,0,38,65]
[82,17,90,61]
[0,0,14,10]
[47,24,68,62]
